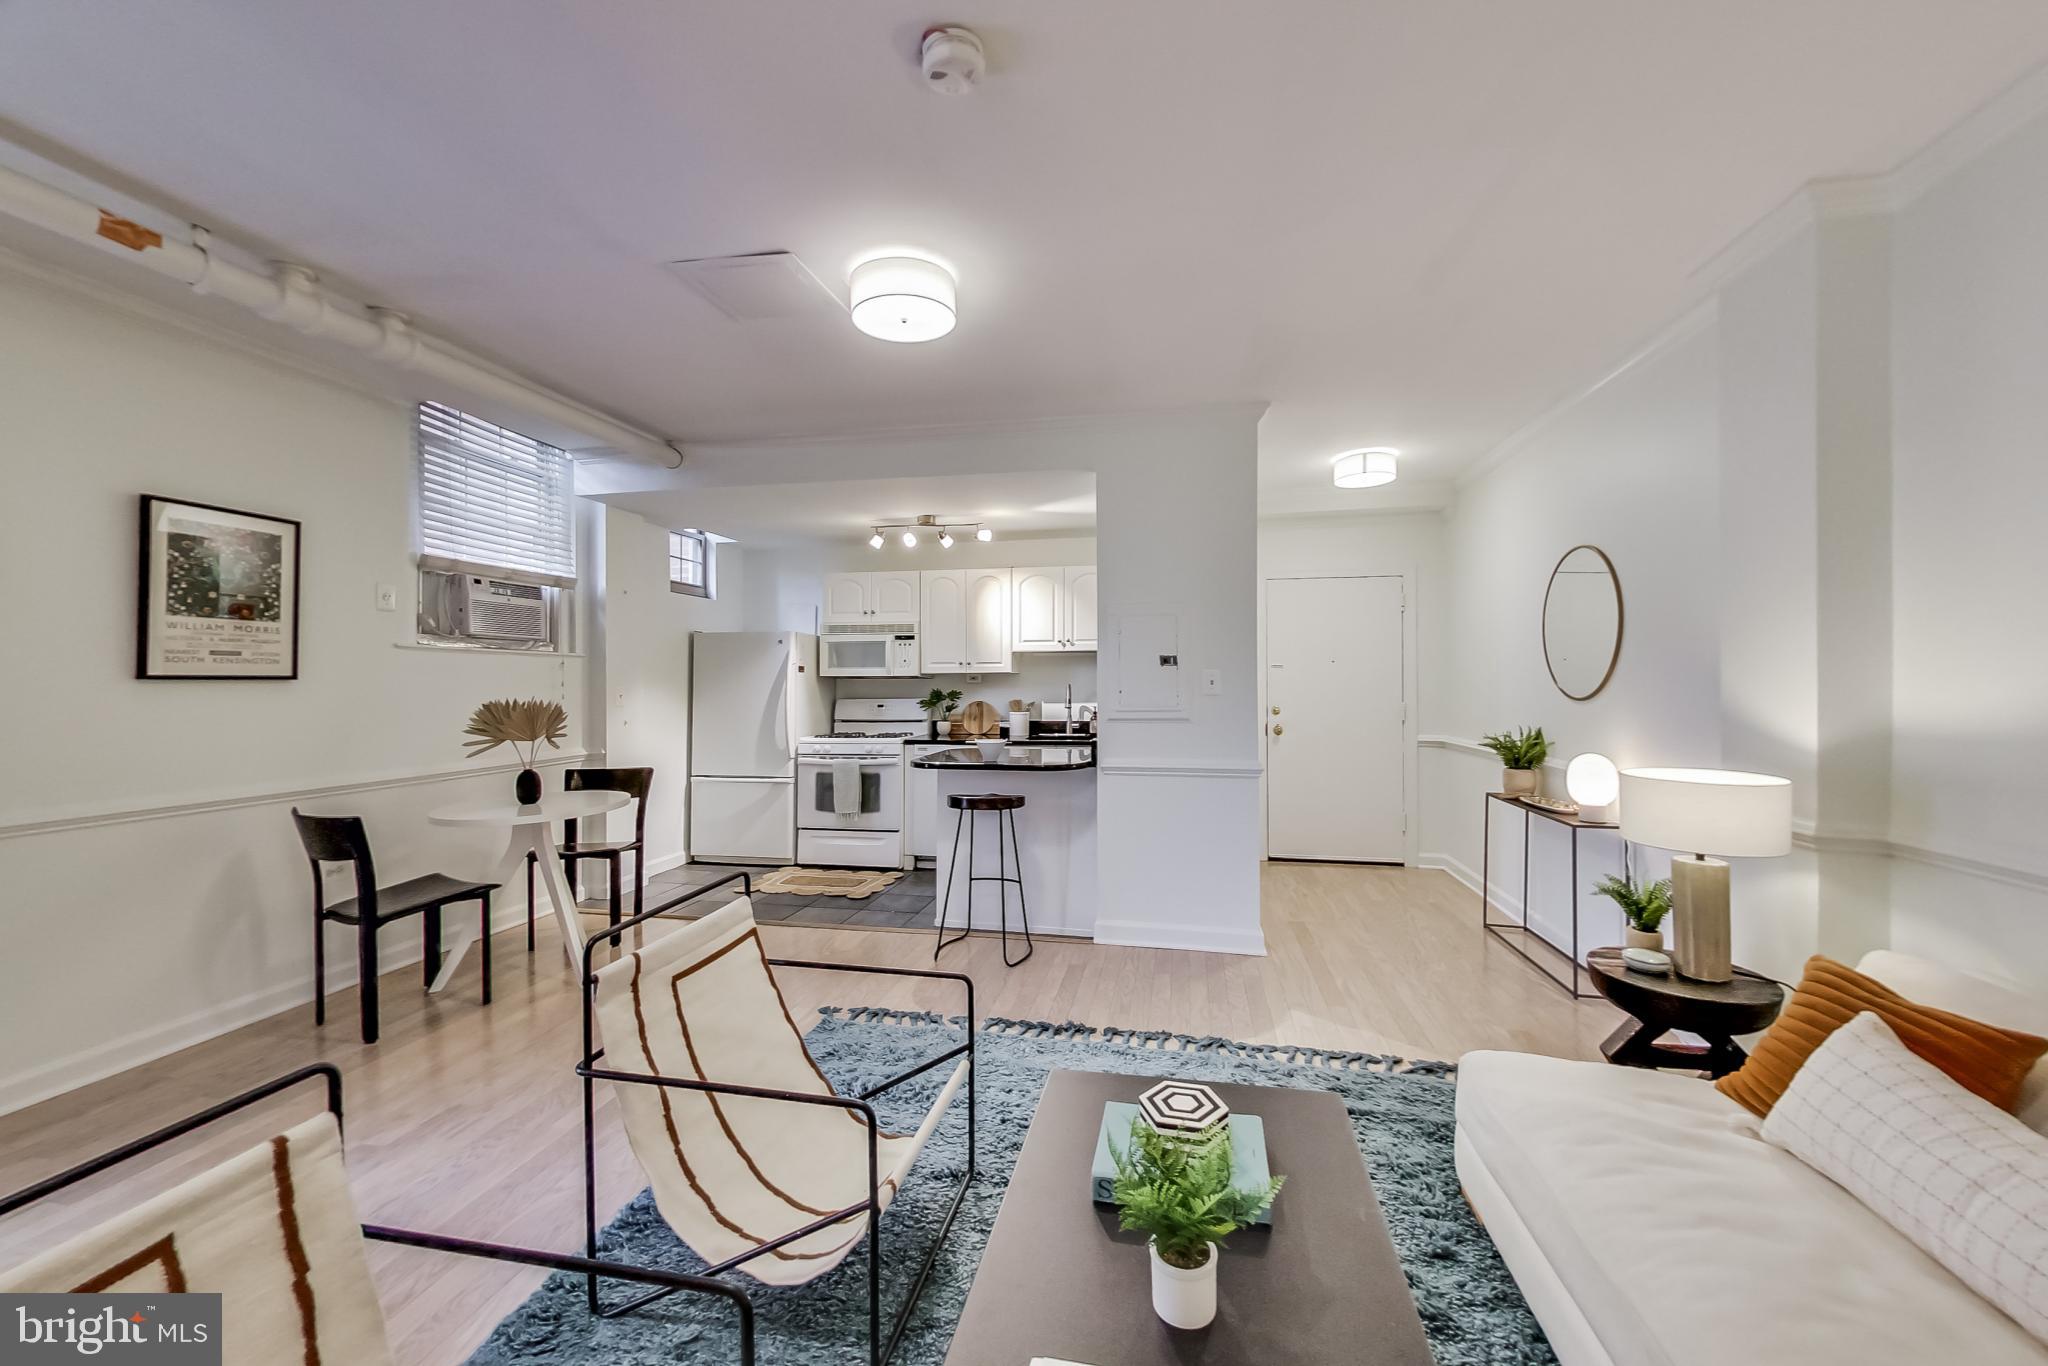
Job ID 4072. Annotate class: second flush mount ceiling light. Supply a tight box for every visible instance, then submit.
[849,255,957,343]
[1332,447,1399,488]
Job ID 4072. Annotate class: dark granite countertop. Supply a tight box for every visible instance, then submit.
[910,745,1096,771]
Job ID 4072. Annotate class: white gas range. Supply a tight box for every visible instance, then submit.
[794,698,933,869]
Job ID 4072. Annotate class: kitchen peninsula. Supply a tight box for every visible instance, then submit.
[911,745,1098,939]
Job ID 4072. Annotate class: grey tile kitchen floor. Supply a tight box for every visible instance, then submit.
[591,862,941,932]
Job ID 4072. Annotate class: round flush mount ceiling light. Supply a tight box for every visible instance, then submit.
[849,255,956,343]
[1332,447,1399,489]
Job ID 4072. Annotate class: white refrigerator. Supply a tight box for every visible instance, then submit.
[688,631,829,863]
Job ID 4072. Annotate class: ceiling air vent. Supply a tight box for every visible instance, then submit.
[664,251,843,321]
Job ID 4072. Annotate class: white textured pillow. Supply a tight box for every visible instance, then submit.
[1762,1010,2048,1344]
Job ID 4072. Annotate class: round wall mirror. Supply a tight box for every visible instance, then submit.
[1542,545,1623,700]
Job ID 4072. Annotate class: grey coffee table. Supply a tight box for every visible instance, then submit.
[944,1069,1434,1365]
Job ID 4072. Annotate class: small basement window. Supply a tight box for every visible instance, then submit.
[670,529,714,599]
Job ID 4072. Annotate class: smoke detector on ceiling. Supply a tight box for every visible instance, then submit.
[921,26,985,94]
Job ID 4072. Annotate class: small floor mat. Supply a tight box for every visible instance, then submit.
[752,865,904,899]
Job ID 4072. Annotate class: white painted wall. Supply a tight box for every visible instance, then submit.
[1888,105,2048,988]
[593,506,743,873]
[0,264,595,1113]
[1420,316,1723,963]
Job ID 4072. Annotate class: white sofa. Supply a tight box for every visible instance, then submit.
[1456,950,2048,1366]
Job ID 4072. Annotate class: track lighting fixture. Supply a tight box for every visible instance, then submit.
[860,514,990,551]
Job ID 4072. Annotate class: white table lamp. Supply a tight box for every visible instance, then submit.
[1564,753,1620,823]
[1619,768,1792,983]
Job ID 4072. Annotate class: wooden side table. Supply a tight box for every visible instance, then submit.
[1585,947,1786,1078]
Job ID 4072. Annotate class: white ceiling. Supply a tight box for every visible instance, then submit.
[606,470,1097,549]
[3,3,2047,510]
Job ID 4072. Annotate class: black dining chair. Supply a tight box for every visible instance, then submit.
[291,809,498,1044]
[554,766,653,949]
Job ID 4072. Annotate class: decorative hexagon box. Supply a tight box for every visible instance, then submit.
[1137,1081,1230,1136]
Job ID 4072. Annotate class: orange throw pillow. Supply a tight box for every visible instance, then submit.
[1716,955,2048,1118]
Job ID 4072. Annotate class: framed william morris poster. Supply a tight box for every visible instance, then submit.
[136,494,301,679]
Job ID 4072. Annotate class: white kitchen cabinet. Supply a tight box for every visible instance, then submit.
[920,567,1013,674]
[1012,567,1064,651]
[1064,565,1098,650]
[823,571,922,626]
[1012,564,1098,652]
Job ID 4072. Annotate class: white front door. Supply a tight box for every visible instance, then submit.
[1265,576,1405,862]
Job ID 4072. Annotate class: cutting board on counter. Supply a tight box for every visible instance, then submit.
[949,700,1001,738]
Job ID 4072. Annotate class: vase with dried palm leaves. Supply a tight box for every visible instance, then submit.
[463,698,568,804]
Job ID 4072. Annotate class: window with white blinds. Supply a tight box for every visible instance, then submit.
[417,402,577,586]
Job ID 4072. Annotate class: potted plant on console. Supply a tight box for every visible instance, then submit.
[1594,871,1672,952]
[1110,1118,1283,1330]
[1480,726,1549,797]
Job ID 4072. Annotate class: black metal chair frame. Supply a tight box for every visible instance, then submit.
[934,798,1035,967]
[527,766,653,952]
[292,808,494,1044]
[575,872,976,1366]
[0,1064,757,1365]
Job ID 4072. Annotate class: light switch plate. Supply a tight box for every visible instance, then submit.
[375,582,397,612]
[1201,668,1222,695]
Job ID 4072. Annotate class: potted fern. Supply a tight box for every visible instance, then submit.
[1110,1117,1284,1329]
[1594,871,1672,952]
[1480,726,1549,796]
[462,698,569,804]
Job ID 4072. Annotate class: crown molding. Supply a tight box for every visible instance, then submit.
[1455,300,1718,487]
[1888,59,2048,209]
[670,400,1271,458]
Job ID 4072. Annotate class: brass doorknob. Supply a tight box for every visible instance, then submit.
[1270,706,1280,716]
[1272,724,1284,736]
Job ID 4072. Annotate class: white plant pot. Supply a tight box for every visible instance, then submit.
[1501,767,1539,796]
[1625,926,1665,952]
[1149,1240,1218,1330]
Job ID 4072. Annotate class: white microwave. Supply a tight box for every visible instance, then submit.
[820,629,921,678]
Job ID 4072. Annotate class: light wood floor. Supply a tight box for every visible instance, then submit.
[0,862,1617,1364]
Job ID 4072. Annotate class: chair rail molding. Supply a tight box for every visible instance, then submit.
[1418,734,2048,894]
[0,750,595,841]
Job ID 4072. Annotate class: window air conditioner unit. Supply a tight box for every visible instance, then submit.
[420,571,550,643]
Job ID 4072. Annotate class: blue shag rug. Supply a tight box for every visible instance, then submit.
[465,1011,1556,1365]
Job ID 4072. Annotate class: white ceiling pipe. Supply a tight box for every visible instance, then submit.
[0,160,677,467]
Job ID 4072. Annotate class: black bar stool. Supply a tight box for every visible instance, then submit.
[934,793,1034,967]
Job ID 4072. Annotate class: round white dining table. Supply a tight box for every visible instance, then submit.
[426,789,632,989]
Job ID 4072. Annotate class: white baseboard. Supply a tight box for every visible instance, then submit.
[0,902,538,1120]
[1418,851,1524,920]
[1091,918,1268,957]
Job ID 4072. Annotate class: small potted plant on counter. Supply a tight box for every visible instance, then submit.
[1594,871,1672,951]
[1480,726,1549,796]
[1110,1117,1283,1330]
[918,687,964,737]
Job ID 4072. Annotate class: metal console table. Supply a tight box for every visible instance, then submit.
[1480,791,1620,999]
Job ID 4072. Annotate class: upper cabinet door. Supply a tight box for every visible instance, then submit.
[1064,566,1099,651]
[824,572,871,624]
[1012,567,1064,652]
[964,567,1014,671]
[920,569,967,673]
[871,570,921,624]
